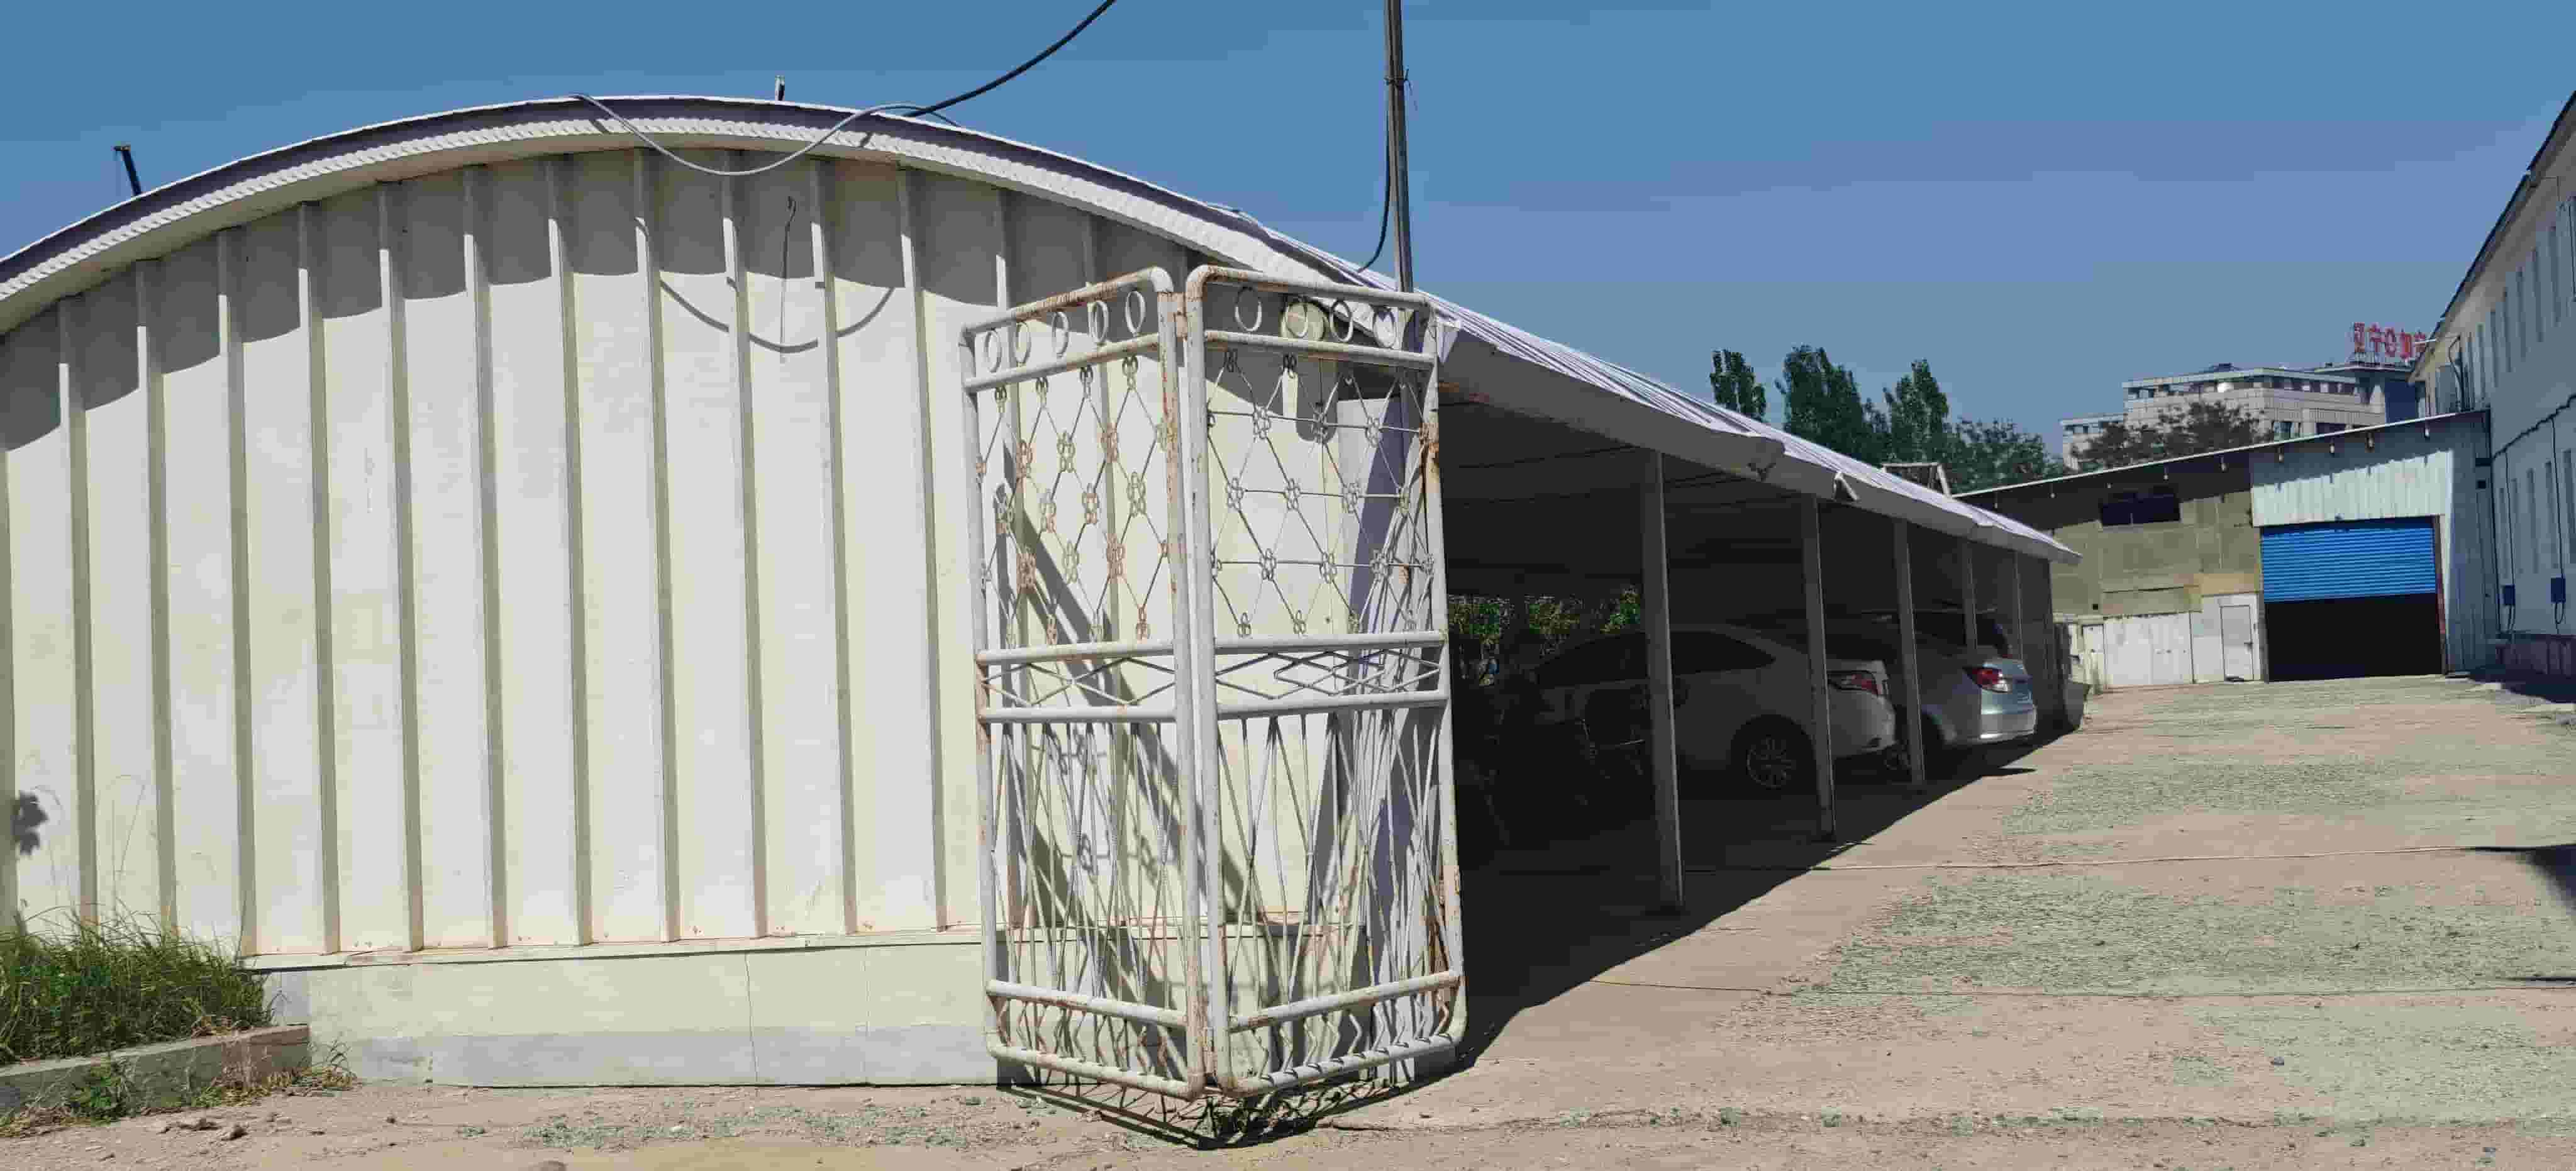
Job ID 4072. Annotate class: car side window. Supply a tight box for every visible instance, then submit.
[1675,631,1772,670]
[1538,634,1646,687]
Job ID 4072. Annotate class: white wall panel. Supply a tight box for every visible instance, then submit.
[570,150,670,944]
[76,274,162,926]
[909,170,1004,929]
[4,307,80,928]
[321,186,412,952]
[485,158,584,946]
[397,171,495,948]
[237,209,328,954]
[743,158,848,937]
[836,160,937,933]
[158,237,242,946]
[655,152,758,940]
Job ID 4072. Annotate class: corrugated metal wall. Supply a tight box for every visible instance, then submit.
[2249,416,2495,672]
[0,149,1196,953]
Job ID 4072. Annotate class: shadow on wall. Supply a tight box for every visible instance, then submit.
[12,794,43,857]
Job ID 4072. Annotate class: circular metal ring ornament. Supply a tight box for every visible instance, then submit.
[1232,286,1264,332]
[1123,289,1147,335]
[1008,321,1034,366]
[1087,299,1110,341]
[1050,310,1072,357]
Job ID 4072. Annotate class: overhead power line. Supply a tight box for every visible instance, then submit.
[571,0,1123,180]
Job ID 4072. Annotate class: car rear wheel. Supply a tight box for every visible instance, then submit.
[1731,719,1812,794]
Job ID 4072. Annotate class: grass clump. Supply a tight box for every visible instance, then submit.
[0,913,270,1065]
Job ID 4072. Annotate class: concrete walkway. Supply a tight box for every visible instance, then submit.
[1364,675,2576,1132]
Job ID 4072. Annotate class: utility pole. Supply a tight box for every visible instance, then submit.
[113,145,142,198]
[1382,0,1415,292]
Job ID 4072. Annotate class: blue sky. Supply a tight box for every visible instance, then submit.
[3,1,2569,452]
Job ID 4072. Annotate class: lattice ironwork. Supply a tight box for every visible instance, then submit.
[960,266,1458,1102]
[963,270,1206,1098]
[1180,268,1461,1097]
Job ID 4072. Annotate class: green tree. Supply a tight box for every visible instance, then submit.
[1777,346,1883,462]
[1707,350,1767,419]
[1879,360,1951,465]
[2073,399,2264,472]
[1945,417,2053,492]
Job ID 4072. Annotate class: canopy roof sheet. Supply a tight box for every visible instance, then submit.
[0,95,2074,564]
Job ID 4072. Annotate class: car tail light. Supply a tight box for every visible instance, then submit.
[1827,670,1882,696]
[1966,666,2011,693]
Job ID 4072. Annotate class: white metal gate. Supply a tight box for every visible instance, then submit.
[958,267,1460,1101]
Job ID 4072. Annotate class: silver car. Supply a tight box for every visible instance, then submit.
[1741,612,2038,777]
[1848,613,2037,775]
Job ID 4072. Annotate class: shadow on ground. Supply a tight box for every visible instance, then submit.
[1453,735,2055,1067]
[2472,668,2576,706]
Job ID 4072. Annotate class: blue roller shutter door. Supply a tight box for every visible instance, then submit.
[2259,519,2437,602]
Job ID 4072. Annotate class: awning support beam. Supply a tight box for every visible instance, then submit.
[1894,519,1926,793]
[1641,451,1684,909]
[1962,538,1979,651]
[1801,496,1838,841]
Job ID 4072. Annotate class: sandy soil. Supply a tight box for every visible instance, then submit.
[12,1084,2576,1170]
[9,675,2574,1169]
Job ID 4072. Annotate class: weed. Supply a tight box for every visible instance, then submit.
[0,913,269,1065]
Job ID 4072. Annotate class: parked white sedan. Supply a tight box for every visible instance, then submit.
[1514,623,1896,792]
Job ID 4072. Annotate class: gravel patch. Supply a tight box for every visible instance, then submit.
[2192,1002,2576,1125]
[1814,872,2576,996]
[2000,676,2576,840]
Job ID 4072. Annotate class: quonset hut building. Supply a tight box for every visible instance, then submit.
[0,97,2074,1091]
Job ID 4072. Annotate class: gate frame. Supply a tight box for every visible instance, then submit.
[1178,266,1465,1098]
[960,264,1466,1101]
[961,268,1209,1099]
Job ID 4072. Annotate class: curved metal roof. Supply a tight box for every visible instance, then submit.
[0,95,2074,563]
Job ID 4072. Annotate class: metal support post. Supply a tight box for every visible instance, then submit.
[1801,497,1836,841]
[1893,519,1926,792]
[1640,452,1684,909]
[2007,552,2025,662]
[1960,537,1979,653]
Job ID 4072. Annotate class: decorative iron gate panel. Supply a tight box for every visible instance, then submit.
[962,270,1206,1098]
[1177,268,1460,1096]
[960,265,1458,1101]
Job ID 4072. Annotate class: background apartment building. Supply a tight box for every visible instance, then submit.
[2061,360,2407,468]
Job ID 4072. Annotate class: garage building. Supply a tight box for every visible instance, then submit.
[0,96,2072,1093]
[1960,410,2496,688]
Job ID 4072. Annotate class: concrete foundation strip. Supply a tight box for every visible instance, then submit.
[1690,844,2528,872]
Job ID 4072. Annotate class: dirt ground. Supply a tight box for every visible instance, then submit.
[14,1082,2576,1168]
[9,674,2575,1169]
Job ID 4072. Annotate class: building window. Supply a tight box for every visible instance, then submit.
[2316,422,2348,435]
[2273,420,2296,440]
[2480,320,2492,399]
[2101,484,2182,527]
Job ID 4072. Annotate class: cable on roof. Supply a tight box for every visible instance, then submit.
[568,0,1120,179]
